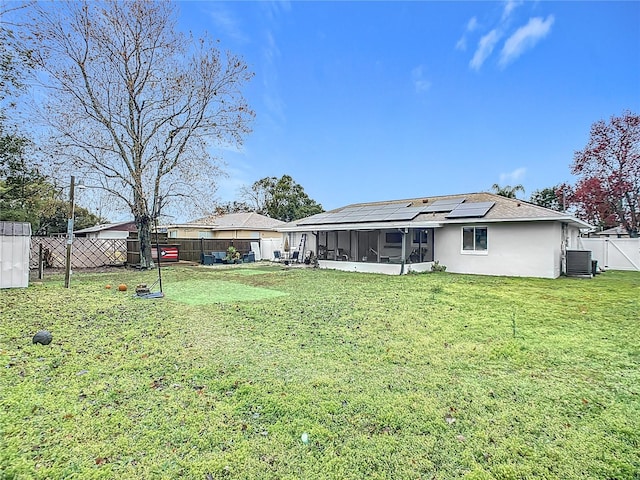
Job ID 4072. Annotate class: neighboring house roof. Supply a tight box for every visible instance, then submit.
[594,226,630,237]
[279,192,592,232]
[165,212,286,231]
[74,221,137,234]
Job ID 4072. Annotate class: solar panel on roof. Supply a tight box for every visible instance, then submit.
[384,207,424,221]
[379,202,411,209]
[296,202,425,225]
[422,198,466,213]
[445,201,495,218]
[340,206,366,214]
[363,213,389,221]
[297,213,332,224]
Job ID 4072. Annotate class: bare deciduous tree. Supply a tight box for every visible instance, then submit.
[28,0,254,267]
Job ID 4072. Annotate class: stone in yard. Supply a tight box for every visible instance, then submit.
[33,330,52,345]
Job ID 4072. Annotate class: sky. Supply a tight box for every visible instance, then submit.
[174,0,640,214]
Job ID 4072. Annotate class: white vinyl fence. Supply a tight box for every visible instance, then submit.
[578,237,640,271]
[260,238,284,262]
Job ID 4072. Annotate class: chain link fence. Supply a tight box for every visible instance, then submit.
[30,237,127,269]
[30,236,260,270]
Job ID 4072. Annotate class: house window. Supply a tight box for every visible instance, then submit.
[385,232,403,244]
[413,230,428,243]
[462,227,487,252]
[168,230,178,238]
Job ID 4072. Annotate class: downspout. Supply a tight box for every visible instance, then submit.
[400,228,407,275]
[561,223,568,276]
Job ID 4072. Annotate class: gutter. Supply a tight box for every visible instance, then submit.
[278,221,444,233]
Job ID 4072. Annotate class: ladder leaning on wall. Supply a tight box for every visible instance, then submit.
[296,233,307,263]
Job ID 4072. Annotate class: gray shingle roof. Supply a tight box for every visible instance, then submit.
[283,192,591,230]
[74,221,136,234]
[189,212,285,230]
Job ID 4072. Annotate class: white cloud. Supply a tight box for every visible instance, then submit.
[499,15,555,67]
[456,37,467,52]
[499,167,527,184]
[455,16,478,51]
[411,65,432,93]
[470,29,501,71]
[502,0,523,22]
[462,2,553,71]
[262,30,286,126]
[263,30,281,65]
[206,5,249,44]
[262,1,292,22]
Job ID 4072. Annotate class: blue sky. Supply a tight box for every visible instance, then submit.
[181,2,636,211]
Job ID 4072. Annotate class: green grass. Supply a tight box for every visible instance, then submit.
[1,264,639,479]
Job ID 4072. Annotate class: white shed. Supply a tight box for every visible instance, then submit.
[0,221,32,288]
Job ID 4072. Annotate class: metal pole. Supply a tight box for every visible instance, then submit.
[155,222,163,293]
[38,243,44,280]
[64,176,75,288]
[154,199,163,294]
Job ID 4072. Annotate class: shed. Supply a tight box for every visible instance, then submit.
[0,221,32,288]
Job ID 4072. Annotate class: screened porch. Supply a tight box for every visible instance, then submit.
[315,228,435,265]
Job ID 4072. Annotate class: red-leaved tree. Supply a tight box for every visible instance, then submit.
[570,110,640,234]
[562,178,617,228]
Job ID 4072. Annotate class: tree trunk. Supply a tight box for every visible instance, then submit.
[136,213,154,269]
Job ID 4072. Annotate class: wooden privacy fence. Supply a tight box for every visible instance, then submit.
[126,237,254,265]
[30,237,127,269]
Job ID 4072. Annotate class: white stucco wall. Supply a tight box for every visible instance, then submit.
[318,260,400,275]
[435,221,563,278]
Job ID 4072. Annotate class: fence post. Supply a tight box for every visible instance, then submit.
[38,243,44,279]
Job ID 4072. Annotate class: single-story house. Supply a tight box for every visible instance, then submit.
[278,192,592,278]
[591,226,633,238]
[74,221,137,239]
[162,212,285,240]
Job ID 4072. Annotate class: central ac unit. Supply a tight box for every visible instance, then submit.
[566,250,592,277]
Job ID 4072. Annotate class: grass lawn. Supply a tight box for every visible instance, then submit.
[1,264,639,479]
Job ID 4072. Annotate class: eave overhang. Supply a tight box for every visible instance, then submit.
[278,221,444,233]
[278,216,592,232]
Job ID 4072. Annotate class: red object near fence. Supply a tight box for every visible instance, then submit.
[151,245,179,262]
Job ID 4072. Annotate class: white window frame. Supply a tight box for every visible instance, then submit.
[461,226,488,254]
